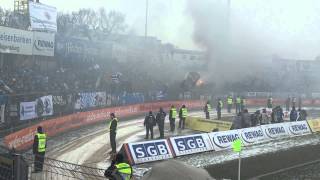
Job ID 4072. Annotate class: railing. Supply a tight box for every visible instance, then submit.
[22,153,106,180]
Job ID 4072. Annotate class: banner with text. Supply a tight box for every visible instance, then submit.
[169,133,213,156]
[239,126,267,146]
[33,31,54,56]
[261,123,289,140]
[29,2,57,32]
[127,139,173,164]
[20,101,37,121]
[0,26,33,55]
[208,129,240,151]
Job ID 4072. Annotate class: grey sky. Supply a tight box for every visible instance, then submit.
[2,0,320,59]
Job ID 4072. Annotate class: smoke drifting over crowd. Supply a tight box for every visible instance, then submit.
[186,0,320,91]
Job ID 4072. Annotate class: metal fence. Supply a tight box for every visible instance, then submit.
[22,153,106,180]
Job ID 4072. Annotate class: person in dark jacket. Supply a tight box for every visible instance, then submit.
[298,108,307,121]
[290,106,298,122]
[144,111,156,139]
[275,106,284,123]
[231,112,242,129]
[204,101,211,119]
[216,99,223,120]
[241,109,251,128]
[156,108,166,139]
[33,126,47,172]
[109,113,118,154]
[169,105,177,132]
[251,110,260,126]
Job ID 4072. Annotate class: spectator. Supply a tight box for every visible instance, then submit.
[231,112,242,129]
[241,109,251,128]
[290,106,298,122]
[260,108,270,125]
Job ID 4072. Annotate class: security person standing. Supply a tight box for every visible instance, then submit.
[104,153,133,180]
[169,105,177,132]
[156,108,166,139]
[217,98,223,120]
[204,101,211,119]
[236,96,241,113]
[33,126,47,173]
[109,113,118,154]
[179,105,188,130]
[144,111,156,139]
[227,96,233,113]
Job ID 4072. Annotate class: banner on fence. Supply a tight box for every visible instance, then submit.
[20,101,37,120]
[76,92,106,110]
[36,95,53,117]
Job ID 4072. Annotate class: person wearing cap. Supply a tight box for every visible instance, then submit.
[156,107,166,139]
[104,153,132,180]
[33,126,47,172]
[109,113,118,154]
[144,111,156,139]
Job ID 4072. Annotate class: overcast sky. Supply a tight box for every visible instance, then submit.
[2,0,320,59]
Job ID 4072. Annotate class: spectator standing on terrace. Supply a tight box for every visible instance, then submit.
[204,101,211,119]
[109,113,118,154]
[231,112,242,129]
[179,105,188,130]
[156,108,166,139]
[144,111,156,139]
[169,105,177,132]
[275,106,284,123]
[298,109,307,121]
[33,126,47,173]
[290,107,298,122]
[251,110,261,126]
[241,109,251,128]
[260,108,270,125]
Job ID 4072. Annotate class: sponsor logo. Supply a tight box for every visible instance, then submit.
[288,122,309,135]
[240,128,264,144]
[212,131,240,149]
[131,141,172,163]
[172,135,211,155]
[263,125,287,139]
[34,39,54,51]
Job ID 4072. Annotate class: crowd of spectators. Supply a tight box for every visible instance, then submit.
[231,106,308,129]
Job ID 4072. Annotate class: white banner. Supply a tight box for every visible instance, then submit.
[239,126,267,146]
[261,123,289,140]
[208,129,240,151]
[286,121,311,136]
[169,133,213,156]
[29,2,57,32]
[20,101,37,120]
[36,95,54,117]
[33,31,54,56]
[0,105,5,124]
[0,26,33,55]
[127,139,173,164]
